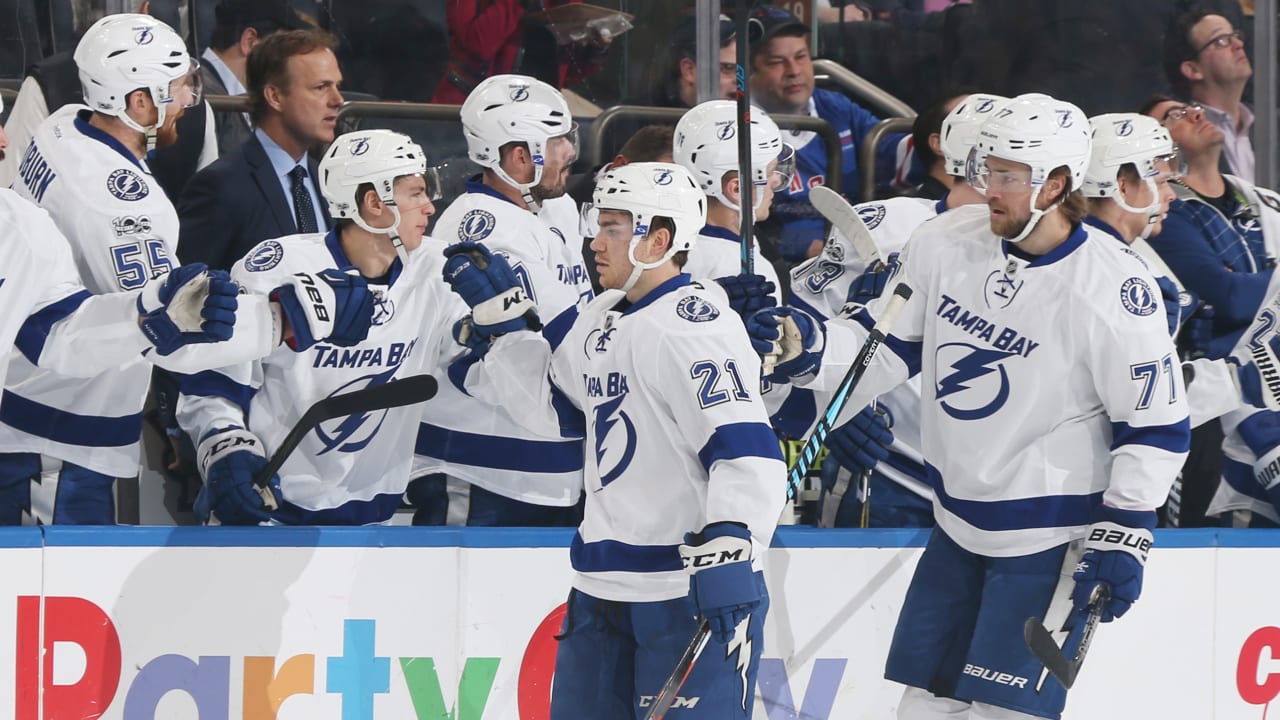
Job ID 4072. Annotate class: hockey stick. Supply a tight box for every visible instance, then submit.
[809,185,882,267]
[641,619,712,720]
[251,374,439,508]
[787,283,912,500]
[736,0,754,275]
[1023,584,1109,690]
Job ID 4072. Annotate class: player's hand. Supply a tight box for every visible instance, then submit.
[137,264,239,356]
[272,270,375,351]
[746,306,825,382]
[679,521,761,644]
[442,241,541,336]
[193,427,283,525]
[1071,506,1154,623]
[1233,410,1280,513]
[451,316,492,356]
[714,274,776,318]
[843,252,900,310]
[826,405,892,475]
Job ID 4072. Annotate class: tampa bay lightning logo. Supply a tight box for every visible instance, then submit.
[245,240,284,272]
[857,204,886,230]
[935,343,1016,420]
[984,270,1023,309]
[717,122,735,141]
[1055,109,1074,128]
[370,288,395,325]
[1115,119,1134,137]
[975,98,996,113]
[458,209,496,242]
[510,85,530,101]
[593,394,636,486]
[677,295,719,322]
[107,169,149,201]
[824,233,845,262]
[314,368,397,455]
[350,137,371,155]
[1120,277,1158,316]
[135,28,153,45]
[653,168,674,185]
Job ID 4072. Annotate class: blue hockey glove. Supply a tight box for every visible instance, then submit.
[844,252,901,309]
[826,404,893,474]
[714,274,777,317]
[746,306,825,383]
[193,427,283,525]
[137,265,239,355]
[1235,410,1280,512]
[1071,505,1155,623]
[272,270,374,351]
[451,316,491,356]
[442,241,541,337]
[679,521,761,643]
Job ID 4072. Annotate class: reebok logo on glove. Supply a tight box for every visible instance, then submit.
[1085,522,1152,563]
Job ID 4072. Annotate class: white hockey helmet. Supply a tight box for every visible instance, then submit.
[1083,113,1184,237]
[673,100,795,209]
[320,129,435,263]
[939,93,1009,177]
[75,14,201,151]
[592,162,707,292]
[966,93,1092,242]
[461,74,577,208]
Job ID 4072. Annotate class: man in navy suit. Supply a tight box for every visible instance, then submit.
[177,29,343,271]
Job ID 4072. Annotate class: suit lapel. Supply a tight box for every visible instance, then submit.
[245,136,297,234]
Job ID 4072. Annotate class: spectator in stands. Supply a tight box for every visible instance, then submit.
[903,87,973,200]
[0,10,218,198]
[747,5,914,264]
[177,29,342,272]
[1163,9,1255,182]
[639,13,737,108]
[432,0,613,104]
[199,0,309,155]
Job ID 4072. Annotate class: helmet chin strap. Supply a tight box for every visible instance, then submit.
[119,110,161,154]
[1006,186,1048,244]
[1114,176,1163,241]
[353,204,410,266]
[620,235,674,294]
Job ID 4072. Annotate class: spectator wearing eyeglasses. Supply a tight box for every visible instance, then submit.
[640,13,738,109]
[1163,9,1254,181]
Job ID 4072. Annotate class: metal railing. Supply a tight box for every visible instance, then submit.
[813,59,916,120]
[586,105,843,193]
[860,117,913,202]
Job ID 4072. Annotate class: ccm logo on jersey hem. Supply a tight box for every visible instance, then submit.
[1120,277,1158,317]
[246,241,285,272]
[107,168,149,201]
[962,664,1028,688]
[677,296,719,322]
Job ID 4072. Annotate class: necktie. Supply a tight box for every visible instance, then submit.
[289,165,319,234]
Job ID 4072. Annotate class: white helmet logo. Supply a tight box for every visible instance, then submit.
[1056,109,1074,128]
[509,86,530,102]
[976,98,995,113]
[350,138,370,155]
[654,169,674,185]
[135,28,153,45]
[1115,120,1133,137]
[717,123,735,141]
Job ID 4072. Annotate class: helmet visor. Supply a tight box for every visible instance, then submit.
[424,165,443,201]
[966,147,1034,195]
[1151,148,1187,181]
[769,143,796,191]
[163,58,203,109]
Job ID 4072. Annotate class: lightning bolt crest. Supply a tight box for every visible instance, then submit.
[937,347,1011,399]
[726,615,753,712]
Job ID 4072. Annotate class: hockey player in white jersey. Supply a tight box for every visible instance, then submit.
[411,73,595,526]
[178,129,459,525]
[672,99,794,311]
[785,93,1007,527]
[442,162,785,717]
[0,14,366,525]
[750,94,1190,719]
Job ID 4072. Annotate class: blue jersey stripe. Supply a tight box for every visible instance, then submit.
[271,491,406,525]
[926,463,1103,532]
[769,386,817,439]
[569,531,682,573]
[697,421,784,472]
[542,306,578,352]
[0,390,143,447]
[1110,418,1191,454]
[415,422,583,473]
[179,370,255,414]
[447,353,481,395]
[851,307,922,377]
[15,290,92,366]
